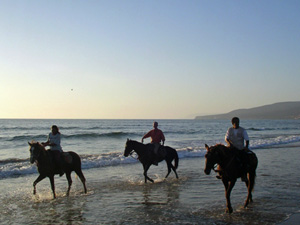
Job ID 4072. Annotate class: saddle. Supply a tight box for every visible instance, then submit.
[48,151,72,164]
[146,144,167,159]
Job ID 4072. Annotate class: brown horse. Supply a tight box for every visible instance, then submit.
[204,144,258,213]
[28,141,87,198]
[124,139,179,183]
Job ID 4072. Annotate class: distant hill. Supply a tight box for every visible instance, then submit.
[195,101,300,120]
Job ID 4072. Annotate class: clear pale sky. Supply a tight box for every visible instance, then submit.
[1,1,299,119]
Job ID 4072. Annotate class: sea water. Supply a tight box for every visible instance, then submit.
[1,119,300,179]
[1,119,300,224]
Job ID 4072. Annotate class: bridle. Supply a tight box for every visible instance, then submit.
[207,147,236,174]
[127,146,139,160]
[129,151,138,160]
[30,145,42,163]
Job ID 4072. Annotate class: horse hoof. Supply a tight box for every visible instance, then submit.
[226,207,233,213]
[244,199,251,208]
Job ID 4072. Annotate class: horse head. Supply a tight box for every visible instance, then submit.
[124,139,134,157]
[204,144,222,175]
[28,141,45,164]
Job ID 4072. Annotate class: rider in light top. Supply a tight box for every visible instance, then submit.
[42,125,64,176]
[225,117,249,150]
[225,117,249,182]
[141,121,165,165]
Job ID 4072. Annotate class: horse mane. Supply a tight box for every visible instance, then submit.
[127,139,141,144]
[211,143,227,150]
[30,141,46,151]
[209,144,231,157]
[215,143,226,147]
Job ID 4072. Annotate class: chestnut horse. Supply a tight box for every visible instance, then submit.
[124,139,179,183]
[28,141,87,198]
[204,144,258,213]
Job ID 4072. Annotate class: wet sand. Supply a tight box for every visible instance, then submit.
[1,144,300,224]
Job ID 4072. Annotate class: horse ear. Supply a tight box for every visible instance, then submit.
[205,144,209,151]
[28,142,32,146]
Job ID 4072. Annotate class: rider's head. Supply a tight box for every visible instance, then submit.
[231,117,240,129]
[51,125,60,134]
[153,121,158,129]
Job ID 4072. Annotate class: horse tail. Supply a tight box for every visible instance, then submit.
[253,156,258,189]
[249,153,258,191]
[174,149,179,169]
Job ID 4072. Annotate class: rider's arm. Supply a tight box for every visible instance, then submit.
[142,130,152,143]
[42,141,50,146]
[161,131,165,145]
[225,138,233,147]
[245,140,249,149]
[225,128,232,147]
[243,129,250,149]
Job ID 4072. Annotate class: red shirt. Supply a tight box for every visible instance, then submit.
[143,129,165,144]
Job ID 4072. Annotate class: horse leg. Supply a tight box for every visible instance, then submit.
[65,172,72,196]
[75,169,87,194]
[49,176,56,199]
[33,174,46,195]
[143,164,153,183]
[222,179,236,213]
[165,161,172,179]
[171,164,179,179]
[244,172,255,208]
[166,160,179,179]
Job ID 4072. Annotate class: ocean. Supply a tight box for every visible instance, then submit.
[1,119,300,224]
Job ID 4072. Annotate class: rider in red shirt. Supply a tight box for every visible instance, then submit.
[142,121,165,165]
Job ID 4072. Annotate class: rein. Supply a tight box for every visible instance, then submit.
[129,151,139,160]
[33,145,48,164]
[212,151,236,174]
[32,148,42,162]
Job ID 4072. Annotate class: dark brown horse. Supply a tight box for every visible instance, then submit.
[28,141,87,198]
[124,139,179,183]
[204,144,258,213]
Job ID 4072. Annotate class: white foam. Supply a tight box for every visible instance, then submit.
[1,135,300,179]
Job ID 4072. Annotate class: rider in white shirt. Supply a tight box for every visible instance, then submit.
[42,125,64,176]
[224,117,249,182]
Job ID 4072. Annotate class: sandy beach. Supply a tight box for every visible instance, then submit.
[1,143,300,224]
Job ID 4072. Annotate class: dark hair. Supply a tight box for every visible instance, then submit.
[231,117,240,124]
[51,125,60,134]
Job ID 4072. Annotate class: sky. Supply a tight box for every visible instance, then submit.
[0,0,299,119]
